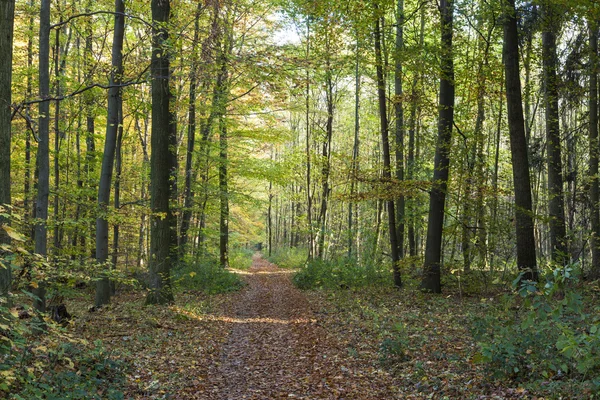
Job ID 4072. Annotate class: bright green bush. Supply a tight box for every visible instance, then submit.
[173,257,244,294]
[267,247,307,269]
[471,265,600,392]
[228,247,254,270]
[293,256,391,290]
[1,303,127,399]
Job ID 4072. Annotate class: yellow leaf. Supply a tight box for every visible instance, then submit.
[189,272,196,278]
[2,225,26,242]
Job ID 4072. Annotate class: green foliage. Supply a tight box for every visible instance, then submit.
[471,264,600,392]
[173,257,245,294]
[0,303,126,399]
[293,256,391,290]
[267,247,307,270]
[228,247,254,270]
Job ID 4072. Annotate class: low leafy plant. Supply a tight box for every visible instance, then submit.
[173,257,245,294]
[471,264,600,393]
[293,257,391,290]
[228,247,254,270]
[1,302,127,399]
[267,247,307,269]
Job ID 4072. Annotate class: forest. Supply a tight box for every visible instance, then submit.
[1,0,600,398]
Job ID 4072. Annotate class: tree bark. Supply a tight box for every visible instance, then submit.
[95,0,125,307]
[503,0,538,281]
[589,22,600,278]
[146,0,174,305]
[394,0,405,279]
[0,0,15,299]
[542,3,567,265]
[179,2,202,259]
[421,0,454,293]
[374,6,401,287]
[33,0,51,312]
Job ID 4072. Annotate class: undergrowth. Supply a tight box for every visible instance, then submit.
[471,264,600,396]
[173,256,245,294]
[293,256,391,290]
[1,302,127,399]
[267,247,307,270]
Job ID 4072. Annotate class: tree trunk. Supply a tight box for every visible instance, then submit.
[503,0,538,281]
[374,7,401,287]
[33,0,51,313]
[0,0,14,299]
[94,0,125,307]
[111,107,124,293]
[146,0,174,305]
[542,4,567,265]
[589,22,600,278]
[305,21,314,259]
[179,2,202,259]
[394,0,405,272]
[219,114,229,268]
[348,37,360,258]
[421,0,454,293]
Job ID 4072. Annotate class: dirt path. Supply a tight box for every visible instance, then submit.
[206,254,396,399]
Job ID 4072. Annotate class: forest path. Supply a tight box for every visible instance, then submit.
[206,253,395,399]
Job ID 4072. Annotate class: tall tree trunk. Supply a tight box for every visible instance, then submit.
[34,0,51,312]
[85,1,96,259]
[95,0,125,307]
[542,4,567,265]
[305,21,314,259]
[317,59,334,259]
[0,0,15,299]
[421,0,454,293]
[146,0,174,305]
[394,0,405,274]
[589,22,600,278]
[219,114,229,268]
[111,107,124,293]
[53,23,62,252]
[348,37,360,258]
[503,0,538,281]
[179,2,202,259]
[408,6,425,261]
[374,6,401,287]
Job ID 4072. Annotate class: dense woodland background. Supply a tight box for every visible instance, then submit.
[2,0,600,398]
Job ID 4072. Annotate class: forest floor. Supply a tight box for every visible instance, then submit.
[69,254,559,399]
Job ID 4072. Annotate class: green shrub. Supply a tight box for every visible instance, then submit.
[268,247,307,269]
[1,303,127,399]
[471,265,600,392]
[293,256,391,290]
[228,247,254,270]
[173,257,245,294]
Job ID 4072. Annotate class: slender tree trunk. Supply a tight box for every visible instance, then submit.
[85,1,96,259]
[219,114,229,268]
[0,0,15,299]
[589,22,600,278]
[111,107,124,293]
[374,7,401,287]
[305,21,314,260]
[421,0,454,293]
[542,4,567,265]
[146,0,174,305]
[95,0,125,307]
[179,2,202,259]
[503,0,538,281]
[348,37,360,258]
[394,0,405,272]
[33,0,51,312]
[317,60,334,259]
[408,6,425,261]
